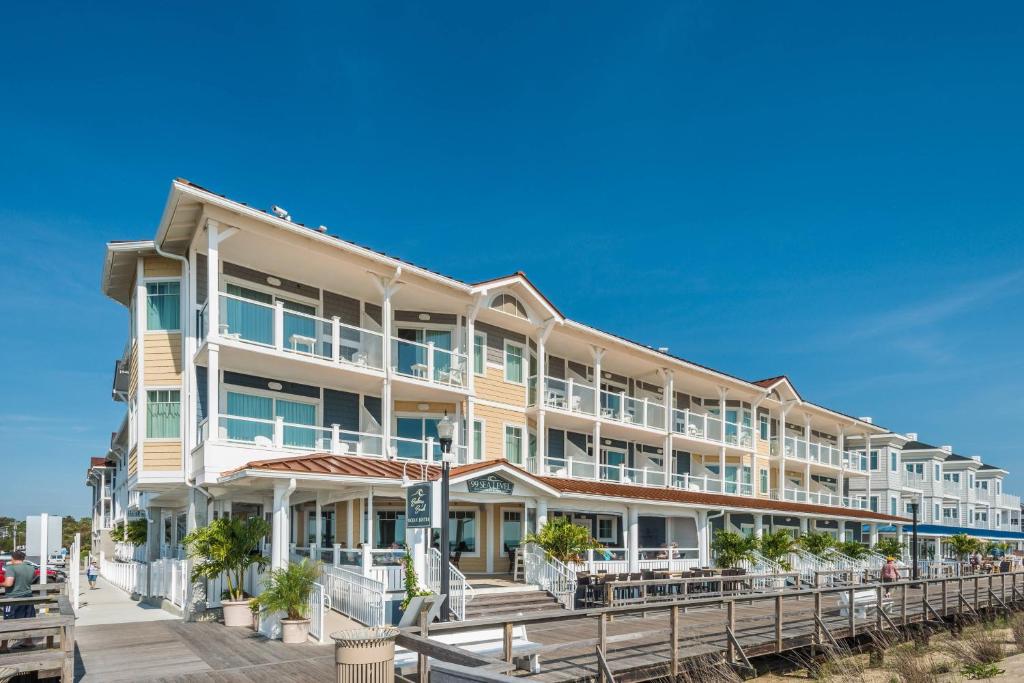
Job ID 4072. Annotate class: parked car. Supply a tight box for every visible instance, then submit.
[0,559,66,587]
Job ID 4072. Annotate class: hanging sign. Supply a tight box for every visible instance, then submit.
[406,482,433,528]
[466,473,514,496]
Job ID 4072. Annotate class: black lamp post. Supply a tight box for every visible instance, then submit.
[910,502,919,581]
[436,412,455,622]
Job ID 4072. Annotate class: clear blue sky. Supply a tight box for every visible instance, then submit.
[1,2,1022,518]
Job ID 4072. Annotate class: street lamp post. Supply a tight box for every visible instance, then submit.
[436,413,455,622]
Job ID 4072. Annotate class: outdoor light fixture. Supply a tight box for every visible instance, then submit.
[436,411,455,621]
[266,276,282,287]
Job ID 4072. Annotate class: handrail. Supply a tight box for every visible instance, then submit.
[521,542,577,609]
[320,564,386,627]
[427,547,471,621]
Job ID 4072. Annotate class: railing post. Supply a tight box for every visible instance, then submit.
[426,437,434,462]
[775,595,783,652]
[426,341,435,382]
[273,416,284,448]
[333,544,340,567]
[619,463,626,482]
[331,316,341,362]
[567,456,574,478]
[671,604,680,676]
[274,301,284,350]
[503,621,514,664]
[849,587,856,636]
[331,423,340,454]
[588,549,595,574]
[361,544,372,577]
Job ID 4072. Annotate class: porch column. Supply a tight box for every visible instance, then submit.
[662,369,674,484]
[535,499,548,529]
[315,493,323,550]
[777,406,789,500]
[366,488,375,549]
[373,273,402,455]
[864,432,873,510]
[272,479,296,570]
[484,505,494,574]
[718,447,726,491]
[146,507,161,562]
[723,512,731,533]
[799,517,809,536]
[754,514,764,539]
[896,524,904,547]
[696,511,710,566]
[627,506,639,572]
[346,500,354,548]
[868,522,879,547]
[405,522,428,590]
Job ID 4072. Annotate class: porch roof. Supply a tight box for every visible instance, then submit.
[222,454,910,524]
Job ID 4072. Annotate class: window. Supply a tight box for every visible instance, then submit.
[759,468,769,495]
[968,473,974,488]
[758,414,769,440]
[223,391,317,449]
[890,452,898,472]
[501,510,522,552]
[935,464,941,481]
[146,281,180,331]
[146,389,180,438]
[473,420,484,460]
[869,450,879,471]
[596,515,617,543]
[307,509,335,546]
[890,497,897,516]
[934,503,940,522]
[473,332,486,375]
[375,510,405,548]
[395,416,442,461]
[944,472,960,483]
[504,342,524,383]
[445,510,477,553]
[490,293,528,319]
[505,425,523,464]
[869,496,878,513]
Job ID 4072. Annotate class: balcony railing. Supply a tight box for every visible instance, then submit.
[780,436,846,468]
[771,488,866,509]
[599,390,666,430]
[943,480,962,496]
[903,471,925,488]
[536,376,598,415]
[216,293,385,370]
[537,455,763,496]
[671,409,756,449]
[391,337,468,388]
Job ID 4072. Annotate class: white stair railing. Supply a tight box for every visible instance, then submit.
[735,550,787,589]
[320,565,386,627]
[788,549,837,585]
[308,582,329,643]
[426,548,472,621]
[521,542,577,610]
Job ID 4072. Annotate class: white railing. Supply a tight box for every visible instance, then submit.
[736,550,788,588]
[218,292,385,370]
[781,436,847,467]
[538,376,598,415]
[599,390,666,430]
[217,413,385,457]
[903,471,926,488]
[150,558,189,608]
[636,548,701,573]
[114,542,146,562]
[520,542,577,609]
[787,549,837,585]
[368,549,407,592]
[160,543,186,560]
[320,564,386,627]
[391,337,469,388]
[206,564,267,608]
[568,548,630,574]
[69,534,81,613]
[389,435,469,464]
[100,559,147,594]
[426,548,471,621]
[308,582,328,643]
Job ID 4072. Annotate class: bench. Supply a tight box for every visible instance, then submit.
[0,592,75,682]
[395,625,541,674]
[838,589,893,620]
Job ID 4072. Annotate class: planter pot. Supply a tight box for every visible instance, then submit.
[222,599,253,627]
[281,618,311,644]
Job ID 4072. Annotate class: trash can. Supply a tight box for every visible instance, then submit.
[332,626,401,683]
[0,667,17,683]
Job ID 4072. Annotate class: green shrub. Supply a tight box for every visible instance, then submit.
[711,531,756,569]
[523,517,600,563]
[183,516,270,602]
[254,559,320,621]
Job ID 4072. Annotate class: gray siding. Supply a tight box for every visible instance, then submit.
[547,355,566,380]
[394,310,457,325]
[323,389,360,431]
[222,261,321,301]
[567,360,591,380]
[475,321,526,365]
[323,290,361,326]
[222,371,320,399]
[364,303,382,326]
[196,253,208,303]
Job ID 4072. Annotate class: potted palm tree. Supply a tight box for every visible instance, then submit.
[797,532,835,558]
[711,531,757,569]
[523,517,601,563]
[757,530,795,571]
[183,516,270,627]
[254,559,321,644]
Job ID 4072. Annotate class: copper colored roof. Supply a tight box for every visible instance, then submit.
[227,454,907,523]
[90,456,110,467]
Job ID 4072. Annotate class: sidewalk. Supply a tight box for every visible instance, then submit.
[75,574,180,627]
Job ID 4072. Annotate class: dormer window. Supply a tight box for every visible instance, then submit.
[490,293,528,319]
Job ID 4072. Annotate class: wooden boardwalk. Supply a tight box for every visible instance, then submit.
[74,620,334,682]
[402,571,1024,682]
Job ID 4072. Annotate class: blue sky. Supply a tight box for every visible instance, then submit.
[1,2,1023,518]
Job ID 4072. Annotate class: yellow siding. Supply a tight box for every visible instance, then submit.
[143,257,181,278]
[475,365,526,407]
[127,446,138,476]
[393,401,457,414]
[473,404,527,460]
[143,441,181,471]
[143,333,182,385]
[334,502,350,547]
[755,437,771,456]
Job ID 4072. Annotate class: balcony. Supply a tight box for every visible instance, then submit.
[210,413,468,464]
[535,376,598,415]
[1000,493,1021,509]
[943,480,962,497]
[391,337,468,389]
[213,292,385,371]
[529,375,669,432]
[771,488,868,510]
[902,471,925,488]
[534,455,763,496]
[599,390,665,430]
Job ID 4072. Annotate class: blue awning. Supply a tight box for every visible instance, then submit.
[865,523,1024,541]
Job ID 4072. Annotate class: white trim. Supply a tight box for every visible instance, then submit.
[503,422,525,466]
[498,506,524,556]
[472,418,486,461]
[595,514,618,543]
[473,331,487,377]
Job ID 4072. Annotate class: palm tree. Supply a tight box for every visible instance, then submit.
[873,537,905,560]
[523,517,600,563]
[183,516,270,602]
[946,533,982,561]
[836,540,869,560]
[757,530,796,571]
[797,532,836,557]
[711,530,757,569]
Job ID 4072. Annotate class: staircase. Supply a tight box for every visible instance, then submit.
[464,586,565,621]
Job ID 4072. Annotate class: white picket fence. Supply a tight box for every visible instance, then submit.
[308,582,328,643]
[69,534,81,612]
[206,563,267,608]
[320,565,386,627]
[101,559,149,594]
[149,558,189,608]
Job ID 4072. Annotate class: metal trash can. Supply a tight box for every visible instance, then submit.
[332,626,401,683]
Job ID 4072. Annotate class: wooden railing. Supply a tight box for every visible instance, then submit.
[397,570,1024,682]
[0,584,75,681]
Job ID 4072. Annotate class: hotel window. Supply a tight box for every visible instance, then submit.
[505,425,523,464]
[869,450,879,471]
[596,516,617,543]
[759,469,769,495]
[224,391,317,449]
[890,452,898,472]
[146,390,180,438]
[491,293,528,319]
[758,414,769,440]
[441,510,477,554]
[934,503,940,522]
[473,420,484,460]
[473,332,486,375]
[968,473,974,488]
[502,510,523,552]
[890,497,897,516]
[504,342,524,383]
[146,281,180,331]
[375,510,405,548]
[869,496,878,513]
[935,464,941,481]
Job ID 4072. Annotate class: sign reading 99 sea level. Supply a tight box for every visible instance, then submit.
[466,473,514,496]
[406,482,433,528]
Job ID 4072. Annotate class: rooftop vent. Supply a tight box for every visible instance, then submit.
[941,445,953,454]
[970,455,981,462]
[316,225,328,233]
[858,416,873,424]
[906,432,918,441]
[270,205,292,222]
[657,346,669,353]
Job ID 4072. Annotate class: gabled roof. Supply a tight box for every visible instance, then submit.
[222,454,908,523]
[903,440,939,451]
[471,271,564,321]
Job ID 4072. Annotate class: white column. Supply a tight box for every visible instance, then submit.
[754,514,764,539]
[591,350,603,473]
[205,220,220,339]
[346,500,354,548]
[697,511,709,566]
[864,433,873,509]
[723,512,731,533]
[536,498,548,530]
[896,524,904,546]
[376,275,402,456]
[663,370,674,484]
[366,488,375,549]
[868,522,879,547]
[272,479,295,570]
[484,505,494,574]
[405,523,427,589]
[717,387,728,482]
[799,517,809,536]
[627,506,640,572]
[314,493,323,550]
[777,406,791,500]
